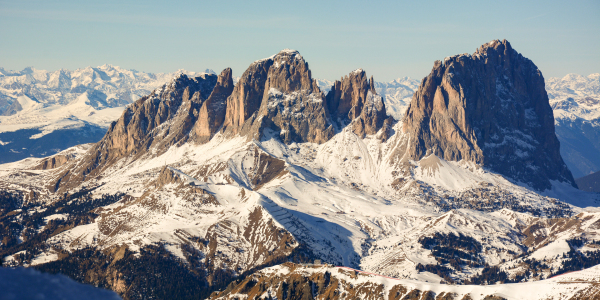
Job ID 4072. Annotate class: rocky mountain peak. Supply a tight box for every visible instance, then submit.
[49,73,219,192]
[475,39,512,55]
[191,68,235,144]
[402,39,576,191]
[222,57,273,135]
[326,69,388,138]
[223,49,333,143]
[267,49,318,94]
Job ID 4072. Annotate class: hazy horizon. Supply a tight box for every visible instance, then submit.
[1,0,599,82]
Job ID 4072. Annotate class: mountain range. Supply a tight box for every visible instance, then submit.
[0,40,599,300]
[1,65,598,183]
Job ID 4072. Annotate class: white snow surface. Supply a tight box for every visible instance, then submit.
[232,263,600,300]
[2,117,597,284]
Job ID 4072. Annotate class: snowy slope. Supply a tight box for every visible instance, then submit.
[2,117,597,284]
[547,73,600,178]
[0,62,598,299]
[210,262,600,300]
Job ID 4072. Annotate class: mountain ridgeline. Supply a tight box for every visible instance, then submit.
[52,42,574,193]
[50,50,389,192]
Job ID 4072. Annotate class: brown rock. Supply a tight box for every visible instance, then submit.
[327,70,388,137]
[222,58,273,135]
[401,39,575,190]
[224,49,334,144]
[50,73,218,192]
[192,68,235,144]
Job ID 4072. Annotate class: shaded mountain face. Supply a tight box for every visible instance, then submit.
[402,39,575,191]
[326,69,389,138]
[576,171,600,192]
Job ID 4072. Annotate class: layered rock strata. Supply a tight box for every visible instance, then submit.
[401,39,576,190]
[224,49,335,143]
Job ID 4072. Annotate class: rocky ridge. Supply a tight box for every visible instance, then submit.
[49,72,220,192]
[326,69,389,138]
[208,263,600,300]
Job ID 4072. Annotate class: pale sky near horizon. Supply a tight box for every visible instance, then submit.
[1,0,599,82]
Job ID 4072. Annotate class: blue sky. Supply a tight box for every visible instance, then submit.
[1,0,598,81]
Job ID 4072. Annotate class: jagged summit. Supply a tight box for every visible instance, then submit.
[401,39,575,191]
[223,49,332,143]
[326,69,389,138]
[44,44,576,196]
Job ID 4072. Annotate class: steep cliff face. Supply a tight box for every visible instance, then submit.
[402,39,575,191]
[224,49,334,144]
[326,69,388,138]
[222,58,273,135]
[192,68,235,144]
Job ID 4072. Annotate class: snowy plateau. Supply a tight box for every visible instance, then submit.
[0,42,599,300]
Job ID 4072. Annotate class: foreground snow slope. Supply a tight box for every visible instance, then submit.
[209,262,600,300]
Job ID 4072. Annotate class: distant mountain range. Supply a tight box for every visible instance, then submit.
[547,73,600,178]
[0,65,214,163]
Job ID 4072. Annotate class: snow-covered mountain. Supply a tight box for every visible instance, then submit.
[0,65,213,163]
[546,73,600,178]
[0,65,215,112]
[209,262,600,300]
[317,77,419,120]
[374,77,419,119]
[0,42,599,299]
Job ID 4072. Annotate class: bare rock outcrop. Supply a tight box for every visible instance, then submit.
[222,59,273,135]
[34,154,72,170]
[192,68,235,143]
[402,39,575,190]
[326,69,389,138]
[224,49,334,144]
